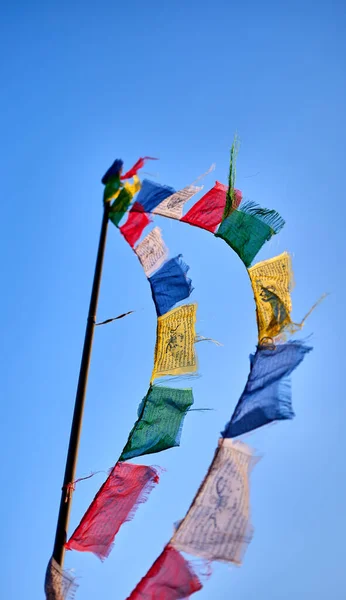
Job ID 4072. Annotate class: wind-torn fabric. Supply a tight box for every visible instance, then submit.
[120,385,194,461]
[152,304,198,381]
[149,255,194,317]
[215,201,285,267]
[222,341,313,438]
[65,463,160,560]
[126,544,203,600]
[153,185,203,220]
[135,226,169,277]
[248,251,296,341]
[121,157,157,180]
[45,557,78,600]
[171,439,259,565]
[134,179,176,213]
[180,181,242,233]
[120,202,151,248]
[102,158,124,185]
[109,176,141,227]
[223,137,242,219]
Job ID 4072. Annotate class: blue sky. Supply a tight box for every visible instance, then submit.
[1,1,345,599]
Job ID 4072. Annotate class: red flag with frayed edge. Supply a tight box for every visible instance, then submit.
[65,463,160,560]
[121,157,158,180]
[120,202,152,248]
[181,181,242,232]
[126,544,203,600]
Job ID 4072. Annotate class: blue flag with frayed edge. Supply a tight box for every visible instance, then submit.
[222,340,312,438]
[149,255,193,317]
[135,179,176,213]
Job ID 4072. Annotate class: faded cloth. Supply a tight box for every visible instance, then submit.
[135,227,169,277]
[44,557,78,600]
[65,463,160,560]
[222,341,313,438]
[153,185,202,220]
[126,544,203,600]
[172,439,259,565]
[149,255,193,317]
[152,304,197,381]
[120,385,194,461]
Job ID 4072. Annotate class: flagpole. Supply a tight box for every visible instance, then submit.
[52,201,110,567]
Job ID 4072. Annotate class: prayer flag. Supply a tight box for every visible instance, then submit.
[181,182,241,233]
[172,439,259,565]
[120,202,151,248]
[248,252,295,342]
[120,385,194,461]
[135,227,169,277]
[45,557,78,600]
[149,255,193,317]
[121,157,157,180]
[65,463,160,560]
[126,544,203,600]
[215,201,285,267]
[222,341,313,438]
[152,304,198,381]
[153,185,203,220]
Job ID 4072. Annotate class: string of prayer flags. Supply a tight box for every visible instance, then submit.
[152,304,198,381]
[45,557,78,600]
[149,255,193,317]
[135,179,176,213]
[65,462,160,560]
[120,385,194,461]
[215,201,285,268]
[121,157,158,180]
[248,251,295,342]
[120,202,152,248]
[181,181,242,233]
[135,226,169,277]
[171,439,259,565]
[222,340,313,439]
[126,544,203,600]
[109,176,141,227]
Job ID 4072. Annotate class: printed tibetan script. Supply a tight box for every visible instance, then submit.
[135,226,168,277]
[153,185,202,220]
[171,439,259,564]
[152,304,197,380]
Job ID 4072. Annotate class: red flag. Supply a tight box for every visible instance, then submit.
[65,463,160,560]
[181,182,242,232]
[126,544,203,600]
[121,157,158,180]
[120,202,152,248]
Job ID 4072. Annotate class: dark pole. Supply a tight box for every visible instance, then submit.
[52,202,110,566]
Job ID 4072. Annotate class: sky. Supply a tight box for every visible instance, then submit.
[1,1,345,598]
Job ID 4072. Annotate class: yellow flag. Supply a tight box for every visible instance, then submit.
[248,252,296,342]
[152,304,197,381]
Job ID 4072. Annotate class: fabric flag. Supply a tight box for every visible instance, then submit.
[109,176,141,227]
[65,463,160,560]
[152,304,198,381]
[149,255,193,317]
[153,185,203,220]
[120,202,152,248]
[134,179,176,213]
[126,544,203,600]
[102,158,123,204]
[120,385,194,461]
[248,251,296,342]
[102,158,124,185]
[222,340,312,438]
[180,181,242,233]
[215,201,285,268]
[135,226,169,277]
[171,439,259,565]
[45,557,78,600]
[121,157,157,180]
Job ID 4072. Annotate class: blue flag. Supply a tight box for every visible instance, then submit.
[222,341,312,438]
[135,179,176,213]
[149,255,193,317]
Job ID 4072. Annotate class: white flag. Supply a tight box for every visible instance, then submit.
[135,226,168,277]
